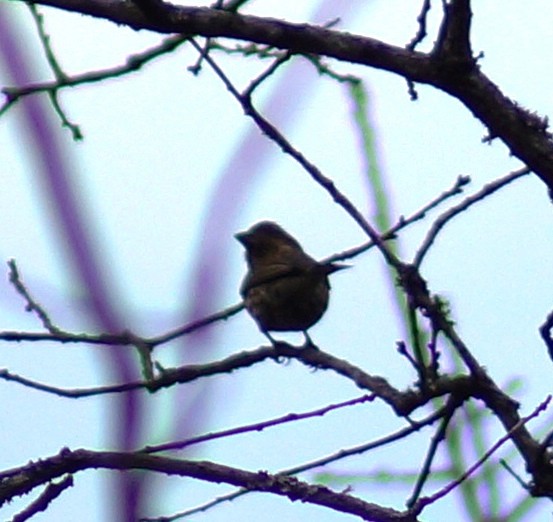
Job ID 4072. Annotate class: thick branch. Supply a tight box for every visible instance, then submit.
[17,1,553,188]
[434,0,472,59]
[0,448,419,522]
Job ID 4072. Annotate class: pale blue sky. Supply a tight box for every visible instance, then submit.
[1,1,553,521]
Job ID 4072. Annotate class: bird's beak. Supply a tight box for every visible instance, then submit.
[234,231,249,245]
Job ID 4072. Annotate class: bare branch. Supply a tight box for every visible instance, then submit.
[0,343,475,424]
[323,174,471,264]
[142,394,375,453]
[410,395,552,515]
[11,475,73,522]
[26,3,66,80]
[0,367,144,397]
[11,1,553,189]
[148,302,243,346]
[0,448,420,522]
[0,346,275,397]
[0,301,243,349]
[2,35,188,103]
[414,167,531,267]
[143,402,456,521]
[7,259,63,334]
[406,0,433,51]
[188,38,400,268]
[187,35,493,384]
[407,396,459,506]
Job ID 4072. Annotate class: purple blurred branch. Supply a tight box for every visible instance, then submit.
[0,6,142,519]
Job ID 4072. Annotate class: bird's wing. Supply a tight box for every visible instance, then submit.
[240,263,308,296]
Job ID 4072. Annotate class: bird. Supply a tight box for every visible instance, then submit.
[235,221,348,346]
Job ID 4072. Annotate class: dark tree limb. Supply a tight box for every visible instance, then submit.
[434,0,473,60]
[0,448,420,522]
[12,1,553,189]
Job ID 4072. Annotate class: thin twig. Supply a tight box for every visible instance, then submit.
[407,396,459,507]
[0,329,133,345]
[209,42,284,59]
[0,342,477,429]
[147,403,452,521]
[499,458,530,491]
[11,475,73,522]
[0,302,243,348]
[188,37,400,268]
[410,394,552,515]
[323,174,471,264]
[26,3,66,80]
[148,302,244,346]
[414,167,530,267]
[24,3,82,138]
[408,304,427,384]
[2,175,469,349]
[406,0,433,51]
[243,50,293,97]
[303,54,360,83]
[7,259,63,334]
[280,402,454,476]
[48,89,82,140]
[405,0,434,98]
[0,367,144,397]
[396,340,419,371]
[2,35,188,102]
[142,394,375,453]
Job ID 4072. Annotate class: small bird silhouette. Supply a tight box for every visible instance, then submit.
[236,221,347,345]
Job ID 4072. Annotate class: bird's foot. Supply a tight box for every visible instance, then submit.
[302,332,319,350]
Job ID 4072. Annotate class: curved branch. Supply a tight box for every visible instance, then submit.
[16,1,553,188]
[0,448,420,522]
[2,34,188,100]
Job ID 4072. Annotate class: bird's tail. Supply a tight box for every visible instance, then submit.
[324,262,350,275]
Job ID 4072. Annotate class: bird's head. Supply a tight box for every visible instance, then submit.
[235,221,304,262]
